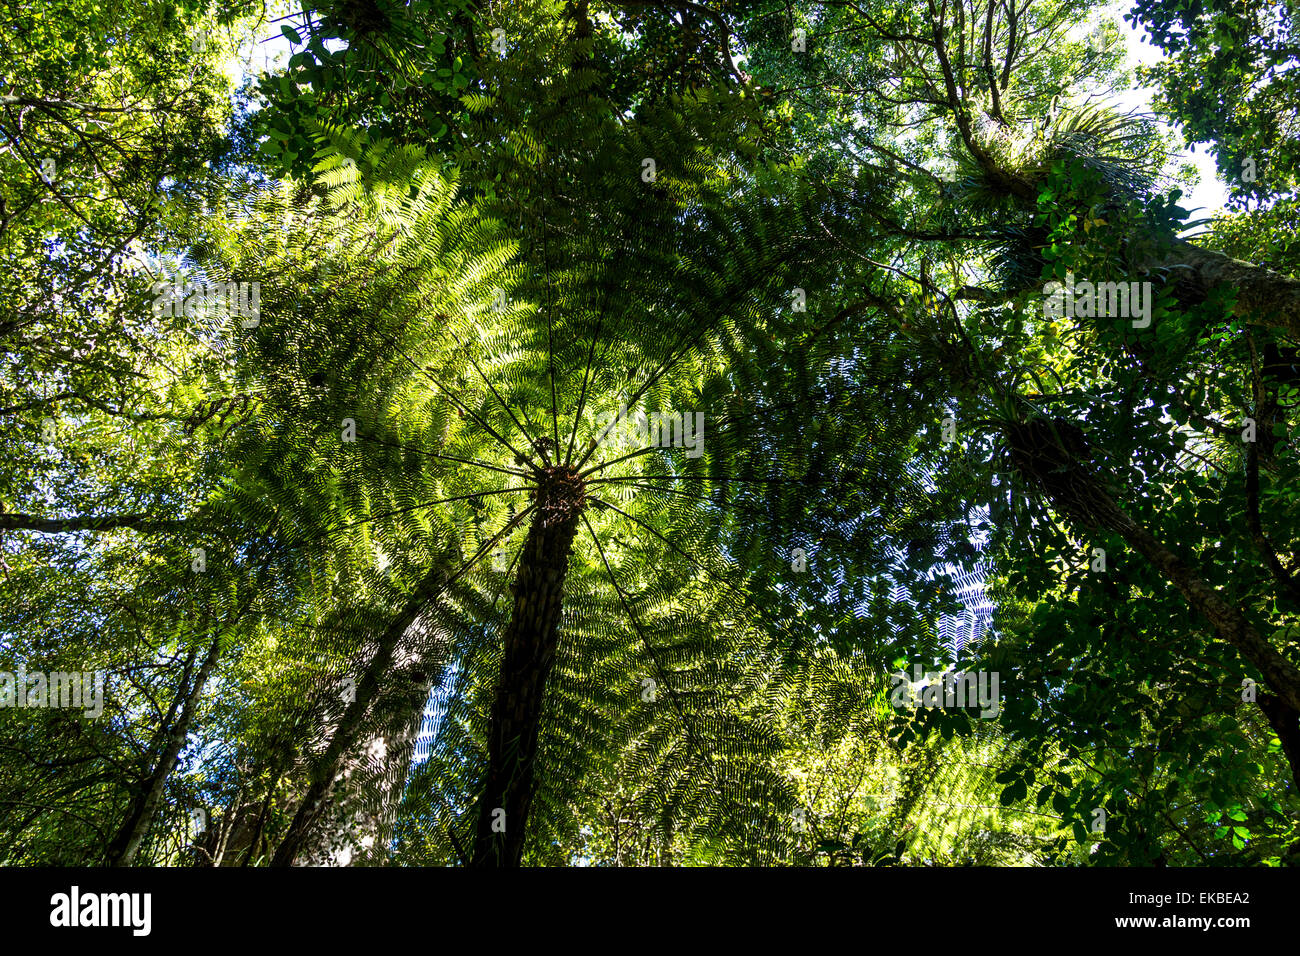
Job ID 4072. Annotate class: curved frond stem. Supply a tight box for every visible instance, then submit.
[443,324,552,468]
[587,473,811,486]
[562,313,608,469]
[580,477,808,527]
[271,487,531,555]
[581,388,841,472]
[349,429,531,480]
[563,188,649,467]
[444,504,537,590]
[580,513,693,732]
[586,495,749,603]
[577,445,658,479]
[390,340,544,476]
[544,168,561,455]
[573,320,723,472]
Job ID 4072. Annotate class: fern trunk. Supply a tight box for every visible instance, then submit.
[471,468,585,866]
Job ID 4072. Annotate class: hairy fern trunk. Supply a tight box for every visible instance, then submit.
[471,467,585,866]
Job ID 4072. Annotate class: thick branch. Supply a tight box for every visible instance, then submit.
[1161,240,1300,343]
[0,512,183,534]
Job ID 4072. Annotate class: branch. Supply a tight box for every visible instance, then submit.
[603,0,743,84]
[0,513,184,534]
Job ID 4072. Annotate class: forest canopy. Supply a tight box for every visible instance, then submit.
[3,0,1300,868]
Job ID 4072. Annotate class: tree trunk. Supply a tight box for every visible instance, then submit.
[1258,694,1300,792]
[294,655,445,867]
[1111,507,1300,714]
[1006,423,1300,716]
[1159,240,1300,343]
[471,468,585,867]
[270,560,451,866]
[106,634,221,866]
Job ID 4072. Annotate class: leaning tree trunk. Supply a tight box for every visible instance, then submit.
[964,142,1300,343]
[296,639,450,866]
[1005,419,1300,716]
[270,560,451,867]
[471,466,586,867]
[106,634,221,866]
[1158,240,1300,344]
